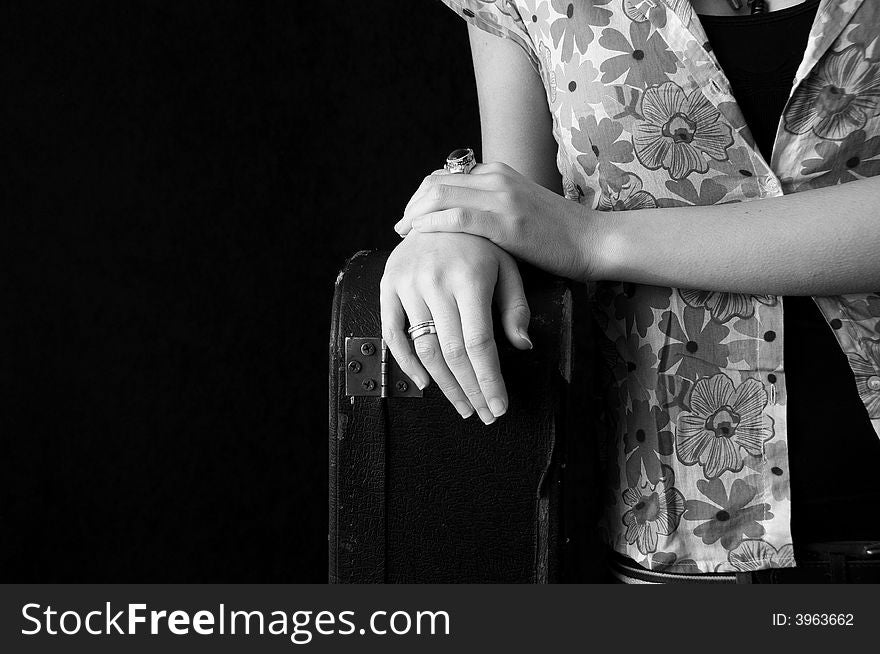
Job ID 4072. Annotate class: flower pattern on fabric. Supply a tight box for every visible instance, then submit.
[676,374,775,479]
[622,465,686,555]
[522,0,553,39]
[658,176,729,207]
[597,171,658,211]
[571,114,634,177]
[633,81,734,179]
[715,539,795,572]
[799,129,880,188]
[726,301,783,372]
[678,289,777,324]
[616,332,659,401]
[555,55,608,118]
[440,0,880,573]
[549,0,613,62]
[658,306,730,380]
[785,44,880,140]
[610,282,672,338]
[843,293,880,325]
[598,20,678,88]
[623,399,674,486]
[745,440,790,502]
[706,145,762,198]
[847,338,880,418]
[684,475,773,550]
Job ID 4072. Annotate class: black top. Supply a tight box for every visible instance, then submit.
[701,0,880,543]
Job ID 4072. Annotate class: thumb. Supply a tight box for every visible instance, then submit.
[495,254,532,350]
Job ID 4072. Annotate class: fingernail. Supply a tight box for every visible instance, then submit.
[415,377,428,391]
[477,407,496,425]
[488,398,507,418]
[455,401,474,418]
[518,329,533,349]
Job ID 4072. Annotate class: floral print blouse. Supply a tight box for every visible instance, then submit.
[439,0,880,573]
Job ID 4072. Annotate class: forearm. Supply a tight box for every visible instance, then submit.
[593,176,880,295]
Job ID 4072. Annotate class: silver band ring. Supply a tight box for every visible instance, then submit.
[407,320,436,334]
[445,148,476,174]
[408,324,438,340]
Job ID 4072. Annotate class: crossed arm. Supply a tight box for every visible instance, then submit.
[380,24,880,424]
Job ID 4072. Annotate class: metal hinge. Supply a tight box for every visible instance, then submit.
[344,337,422,398]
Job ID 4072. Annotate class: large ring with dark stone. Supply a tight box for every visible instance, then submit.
[445,148,476,174]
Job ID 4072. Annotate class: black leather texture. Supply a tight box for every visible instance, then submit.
[329,250,602,583]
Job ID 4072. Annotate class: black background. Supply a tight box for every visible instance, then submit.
[4,1,481,581]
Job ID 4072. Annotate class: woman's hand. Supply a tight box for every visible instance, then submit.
[381,231,533,425]
[394,163,602,282]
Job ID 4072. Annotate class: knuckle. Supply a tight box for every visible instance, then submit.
[449,207,468,229]
[413,338,438,363]
[489,173,508,191]
[509,300,531,322]
[392,352,415,372]
[417,271,445,292]
[507,212,527,238]
[497,189,515,208]
[464,331,495,354]
[445,259,475,278]
[442,340,467,365]
[448,269,475,289]
[504,300,532,323]
[488,161,513,176]
[476,370,503,387]
[438,381,464,401]
[381,325,400,345]
[427,185,446,203]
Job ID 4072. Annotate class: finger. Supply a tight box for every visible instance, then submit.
[495,255,533,350]
[401,184,493,225]
[425,292,497,425]
[400,296,475,419]
[470,161,512,175]
[397,170,503,234]
[380,288,430,390]
[407,208,502,241]
[405,163,506,217]
[396,184,491,234]
[402,169,449,216]
[457,289,508,418]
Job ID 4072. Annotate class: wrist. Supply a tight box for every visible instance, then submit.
[571,203,620,283]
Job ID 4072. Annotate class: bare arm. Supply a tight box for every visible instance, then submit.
[402,28,880,296]
[467,25,560,193]
[595,178,880,295]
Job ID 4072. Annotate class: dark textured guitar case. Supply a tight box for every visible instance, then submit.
[329,250,603,583]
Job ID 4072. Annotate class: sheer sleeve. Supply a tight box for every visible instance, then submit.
[438,1,539,71]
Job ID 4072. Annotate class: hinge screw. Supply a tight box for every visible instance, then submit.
[362,378,376,391]
[347,360,362,374]
[360,342,376,356]
[395,380,408,393]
